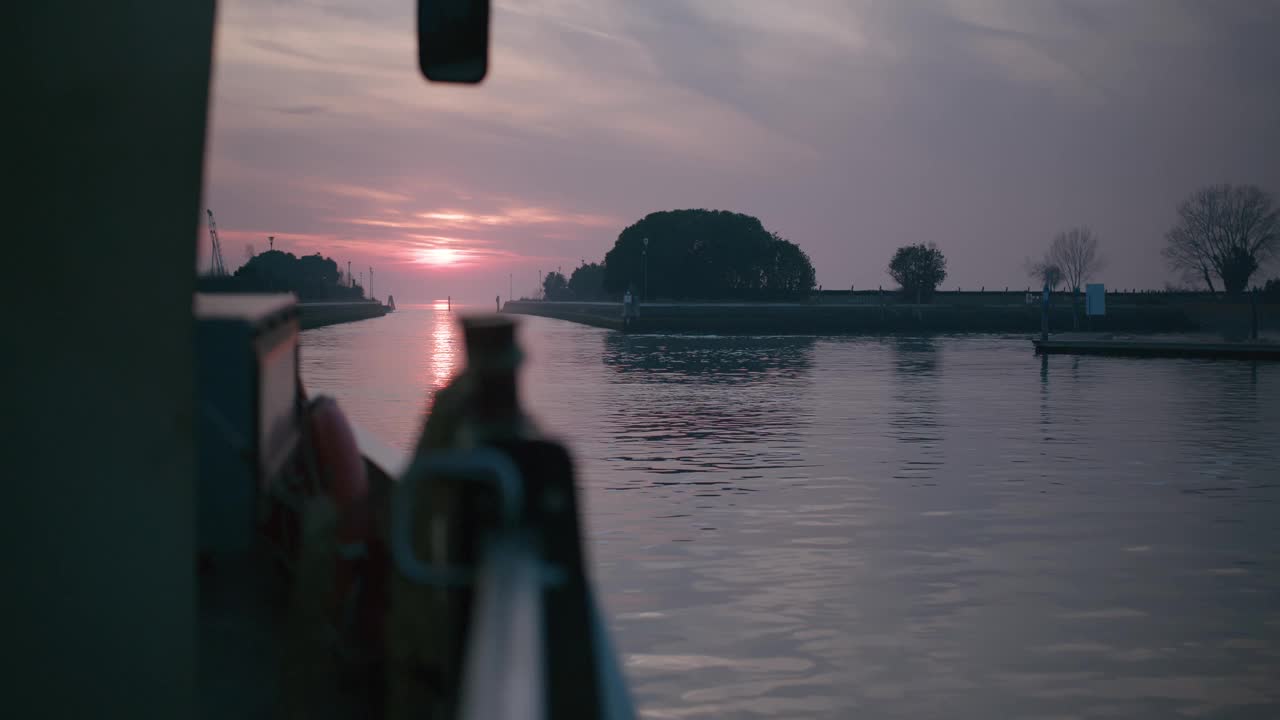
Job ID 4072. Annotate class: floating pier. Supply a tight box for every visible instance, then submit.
[1033,333,1280,360]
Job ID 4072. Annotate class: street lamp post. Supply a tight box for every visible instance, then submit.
[642,237,649,301]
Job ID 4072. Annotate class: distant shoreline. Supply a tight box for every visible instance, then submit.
[298,300,390,330]
[503,296,1276,336]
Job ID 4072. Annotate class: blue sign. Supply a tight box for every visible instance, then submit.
[1086,284,1106,316]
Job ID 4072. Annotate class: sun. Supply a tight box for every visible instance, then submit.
[417,247,462,266]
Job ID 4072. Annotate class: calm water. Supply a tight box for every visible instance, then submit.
[302,304,1280,719]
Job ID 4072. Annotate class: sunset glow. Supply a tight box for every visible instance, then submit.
[201,0,1280,304]
[419,211,471,222]
[416,247,463,266]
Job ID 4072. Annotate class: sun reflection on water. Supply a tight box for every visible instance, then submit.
[427,306,461,390]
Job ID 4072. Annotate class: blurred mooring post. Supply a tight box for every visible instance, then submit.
[386,314,637,719]
[1040,282,1050,342]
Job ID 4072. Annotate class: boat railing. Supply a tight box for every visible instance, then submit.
[458,529,546,720]
[452,523,636,720]
[358,431,637,720]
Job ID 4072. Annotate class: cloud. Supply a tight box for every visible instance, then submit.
[202,0,1280,302]
[274,104,329,116]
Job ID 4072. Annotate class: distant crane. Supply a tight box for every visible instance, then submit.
[205,209,228,276]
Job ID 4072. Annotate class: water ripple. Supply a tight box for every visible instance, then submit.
[302,312,1280,718]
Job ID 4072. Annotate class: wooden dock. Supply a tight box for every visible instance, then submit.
[1033,333,1280,360]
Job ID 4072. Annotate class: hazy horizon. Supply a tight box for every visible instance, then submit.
[199,0,1280,304]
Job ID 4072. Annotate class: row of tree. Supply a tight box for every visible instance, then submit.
[542,262,606,301]
[541,184,1276,304]
[1024,184,1279,297]
[197,249,367,301]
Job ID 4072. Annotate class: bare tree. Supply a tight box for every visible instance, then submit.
[1026,258,1063,291]
[1048,227,1103,293]
[1041,227,1103,329]
[1162,184,1279,294]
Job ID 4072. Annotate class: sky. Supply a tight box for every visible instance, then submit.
[200,0,1280,304]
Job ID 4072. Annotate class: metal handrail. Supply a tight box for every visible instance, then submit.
[362,433,637,719]
[390,448,525,587]
[458,530,546,720]
[455,530,635,720]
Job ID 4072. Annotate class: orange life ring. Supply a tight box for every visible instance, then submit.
[308,396,368,506]
[305,396,371,625]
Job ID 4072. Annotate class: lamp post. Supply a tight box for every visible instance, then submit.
[642,237,649,301]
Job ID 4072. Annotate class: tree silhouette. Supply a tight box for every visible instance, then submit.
[602,209,815,300]
[197,249,365,301]
[1026,260,1063,291]
[1043,227,1103,328]
[542,271,570,300]
[568,262,607,300]
[1264,277,1280,300]
[1048,227,1103,294]
[1163,184,1279,293]
[887,243,947,303]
